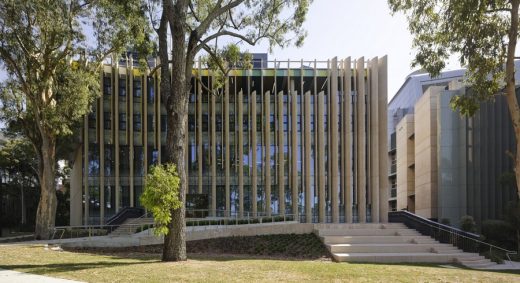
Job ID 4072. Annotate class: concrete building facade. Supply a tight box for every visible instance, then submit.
[70,56,390,225]
[392,80,518,226]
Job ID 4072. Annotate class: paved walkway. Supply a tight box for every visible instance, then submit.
[0,269,82,283]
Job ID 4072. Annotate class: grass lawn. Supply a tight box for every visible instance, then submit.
[1,245,519,282]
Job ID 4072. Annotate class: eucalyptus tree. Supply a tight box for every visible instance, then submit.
[389,0,520,200]
[0,0,150,239]
[146,0,311,261]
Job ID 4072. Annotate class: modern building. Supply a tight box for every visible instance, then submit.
[387,69,465,211]
[389,71,519,227]
[69,55,390,225]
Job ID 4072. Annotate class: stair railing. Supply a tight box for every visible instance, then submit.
[389,210,517,263]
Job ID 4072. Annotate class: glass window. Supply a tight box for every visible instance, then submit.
[161,115,167,132]
[104,112,111,130]
[88,113,96,129]
[133,114,141,132]
[88,144,100,176]
[148,114,154,132]
[202,114,209,132]
[119,76,127,97]
[119,146,130,176]
[104,145,114,176]
[147,77,155,104]
[103,76,112,96]
[133,78,142,97]
[134,146,144,176]
[119,113,126,130]
[189,114,195,132]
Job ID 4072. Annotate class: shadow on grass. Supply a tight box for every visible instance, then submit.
[0,260,153,275]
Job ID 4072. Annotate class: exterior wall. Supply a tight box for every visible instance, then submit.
[76,56,389,224]
[438,88,517,226]
[414,86,444,219]
[395,114,414,211]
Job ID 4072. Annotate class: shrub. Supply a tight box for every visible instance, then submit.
[481,219,516,250]
[140,164,182,236]
[460,215,476,233]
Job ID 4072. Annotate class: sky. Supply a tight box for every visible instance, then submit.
[245,0,462,100]
[0,0,462,101]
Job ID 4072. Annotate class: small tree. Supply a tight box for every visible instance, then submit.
[140,164,182,244]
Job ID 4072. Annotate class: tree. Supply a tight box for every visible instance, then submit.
[0,0,151,239]
[0,138,39,232]
[146,0,311,261]
[389,0,520,200]
[140,164,182,238]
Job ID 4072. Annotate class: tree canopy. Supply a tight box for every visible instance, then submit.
[0,0,151,239]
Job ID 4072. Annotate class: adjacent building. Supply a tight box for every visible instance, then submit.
[70,55,390,225]
[389,70,519,227]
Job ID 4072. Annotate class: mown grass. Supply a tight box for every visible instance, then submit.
[1,245,520,282]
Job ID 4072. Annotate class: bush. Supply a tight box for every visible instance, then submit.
[140,164,182,236]
[460,215,476,233]
[440,218,451,226]
[481,219,516,250]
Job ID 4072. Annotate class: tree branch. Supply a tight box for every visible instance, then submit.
[189,1,201,23]
[195,0,245,37]
[200,43,228,76]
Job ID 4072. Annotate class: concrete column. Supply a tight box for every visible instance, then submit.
[304,91,312,223]
[83,114,89,224]
[251,91,257,217]
[129,61,134,208]
[356,57,366,223]
[291,90,298,218]
[378,56,389,222]
[330,57,339,223]
[343,57,352,223]
[211,88,217,217]
[264,91,271,216]
[99,70,105,224]
[317,91,326,222]
[238,91,244,218]
[197,74,203,194]
[277,91,284,215]
[114,62,120,213]
[225,79,230,217]
[70,147,83,226]
[370,57,380,223]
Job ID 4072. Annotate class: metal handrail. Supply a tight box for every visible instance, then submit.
[389,210,517,262]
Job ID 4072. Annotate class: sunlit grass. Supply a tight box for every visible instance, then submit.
[0,245,519,282]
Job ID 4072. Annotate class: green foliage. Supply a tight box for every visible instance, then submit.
[460,215,476,233]
[140,164,182,236]
[0,0,151,137]
[481,219,516,250]
[388,0,511,116]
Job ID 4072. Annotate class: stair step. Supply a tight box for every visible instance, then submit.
[329,243,442,253]
[321,235,435,244]
[333,252,462,263]
[318,228,420,237]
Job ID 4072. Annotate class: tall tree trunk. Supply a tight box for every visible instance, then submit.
[162,0,189,262]
[34,131,57,240]
[506,0,520,201]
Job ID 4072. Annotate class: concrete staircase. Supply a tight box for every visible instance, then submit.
[109,217,154,237]
[315,223,496,269]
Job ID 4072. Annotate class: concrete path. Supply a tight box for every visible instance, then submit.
[0,269,82,283]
